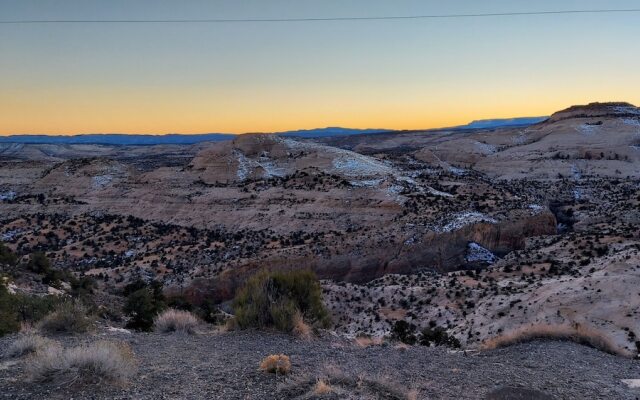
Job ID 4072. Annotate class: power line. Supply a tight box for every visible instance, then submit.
[1,9,640,24]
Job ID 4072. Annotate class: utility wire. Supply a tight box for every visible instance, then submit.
[1,9,640,24]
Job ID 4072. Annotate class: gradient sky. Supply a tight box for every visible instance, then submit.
[1,0,640,135]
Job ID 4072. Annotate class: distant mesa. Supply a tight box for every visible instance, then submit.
[460,117,548,130]
[547,102,640,123]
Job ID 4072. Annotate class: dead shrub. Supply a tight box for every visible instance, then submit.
[27,340,137,386]
[153,309,200,334]
[259,354,291,375]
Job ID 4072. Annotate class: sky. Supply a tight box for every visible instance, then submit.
[1,0,640,135]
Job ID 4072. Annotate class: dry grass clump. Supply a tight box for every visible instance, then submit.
[37,301,94,335]
[28,340,137,386]
[292,311,312,339]
[259,354,291,375]
[354,335,384,348]
[313,378,333,395]
[482,323,632,357]
[7,334,59,358]
[153,309,200,334]
[279,368,410,399]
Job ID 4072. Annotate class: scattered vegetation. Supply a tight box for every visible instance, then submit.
[390,320,460,348]
[259,354,291,375]
[233,269,331,333]
[27,340,137,386]
[154,309,200,334]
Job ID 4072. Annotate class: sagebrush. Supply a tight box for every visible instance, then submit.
[233,269,330,332]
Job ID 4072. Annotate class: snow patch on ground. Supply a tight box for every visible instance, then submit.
[234,150,250,181]
[449,166,468,176]
[613,106,640,115]
[92,175,113,189]
[0,191,16,201]
[350,179,383,187]
[1,229,22,241]
[282,138,393,177]
[528,204,545,215]
[427,187,454,198]
[474,141,497,154]
[432,212,498,233]
[571,164,582,180]
[466,242,497,264]
[331,154,393,177]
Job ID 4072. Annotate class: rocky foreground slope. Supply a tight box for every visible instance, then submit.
[2,329,640,400]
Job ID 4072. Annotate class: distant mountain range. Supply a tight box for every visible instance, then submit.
[0,118,547,145]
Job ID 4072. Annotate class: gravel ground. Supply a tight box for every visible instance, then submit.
[1,329,640,399]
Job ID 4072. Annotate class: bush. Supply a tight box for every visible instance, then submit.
[154,309,200,334]
[419,327,461,348]
[37,301,94,334]
[0,243,17,266]
[27,252,51,274]
[259,354,291,374]
[391,321,417,345]
[123,280,166,331]
[27,341,137,385]
[7,334,59,358]
[0,282,62,337]
[233,269,330,332]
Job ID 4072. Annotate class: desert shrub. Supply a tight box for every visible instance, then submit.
[37,301,94,334]
[0,243,17,266]
[0,282,62,337]
[259,354,291,374]
[7,334,59,358]
[27,252,51,274]
[233,269,330,332]
[391,321,417,345]
[123,280,166,331]
[419,327,461,348]
[0,283,21,336]
[154,309,200,334]
[27,340,137,385]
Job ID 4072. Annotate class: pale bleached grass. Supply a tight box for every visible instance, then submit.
[7,334,59,358]
[27,340,137,386]
[481,323,632,357]
[153,309,200,334]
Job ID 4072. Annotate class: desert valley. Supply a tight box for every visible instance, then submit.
[1,102,640,399]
